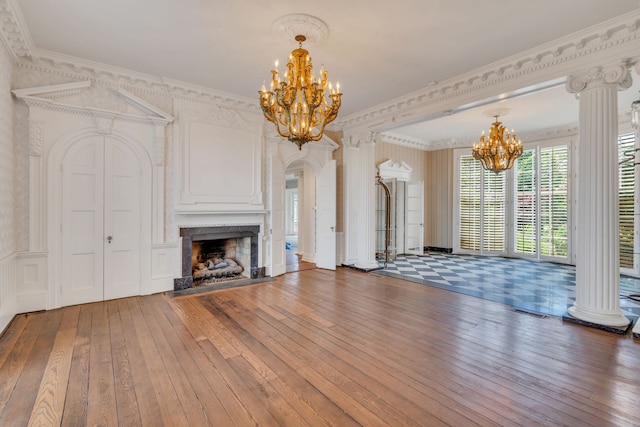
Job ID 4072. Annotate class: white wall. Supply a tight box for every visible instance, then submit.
[7,66,269,315]
[0,42,16,331]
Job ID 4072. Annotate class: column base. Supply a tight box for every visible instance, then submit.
[566,304,631,333]
[354,260,381,271]
[633,321,640,339]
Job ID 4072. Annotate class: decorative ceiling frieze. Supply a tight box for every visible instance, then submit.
[339,10,640,135]
[1,0,640,143]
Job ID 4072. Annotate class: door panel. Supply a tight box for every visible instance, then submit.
[103,138,141,300]
[62,136,105,306]
[269,155,286,277]
[406,181,424,255]
[316,160,336,270]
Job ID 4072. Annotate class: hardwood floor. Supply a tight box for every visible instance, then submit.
[286,250,316,273]
[0,267,639,426]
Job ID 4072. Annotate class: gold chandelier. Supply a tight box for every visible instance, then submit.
[259,35,342,150]
[472,115,523,172]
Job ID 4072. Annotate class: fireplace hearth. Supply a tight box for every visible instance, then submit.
[174,225,264,290]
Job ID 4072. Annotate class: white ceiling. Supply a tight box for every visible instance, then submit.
[16,0,640,148]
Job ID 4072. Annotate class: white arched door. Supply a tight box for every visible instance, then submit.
[61,136,142,306]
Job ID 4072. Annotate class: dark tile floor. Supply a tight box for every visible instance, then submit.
[375,253,640,323]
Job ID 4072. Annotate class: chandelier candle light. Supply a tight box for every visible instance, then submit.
[259,35,342,150]
[472,115,523,172]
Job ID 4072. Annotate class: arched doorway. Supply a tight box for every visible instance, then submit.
[49,132,152,307]
[268,143,337,277]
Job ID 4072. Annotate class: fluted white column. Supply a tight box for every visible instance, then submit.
[566,64,631,327]
[355,138,379,270]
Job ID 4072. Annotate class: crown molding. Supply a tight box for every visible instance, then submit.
[340,9,640,134]
[14,48,262,115]
[3,0,640,137]
[0,0,33,62]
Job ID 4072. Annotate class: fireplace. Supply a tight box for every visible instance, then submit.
[174,225,264,290]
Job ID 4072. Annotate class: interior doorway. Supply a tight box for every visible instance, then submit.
[269,150,336,277]
[284,165,316,273]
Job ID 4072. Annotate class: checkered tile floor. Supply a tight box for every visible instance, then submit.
[375,253,640,321]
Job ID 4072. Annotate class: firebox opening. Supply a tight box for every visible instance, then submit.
[191,237,251,285]
[175,225,263,291]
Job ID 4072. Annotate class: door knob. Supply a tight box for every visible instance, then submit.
[330,226,335,232]
[106,236,113,244]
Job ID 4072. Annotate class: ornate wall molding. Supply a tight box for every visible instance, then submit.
[343,131,380,148]
[13,51,262,116]
[153,126,165,166]
[0,0,33,62]
[13,81,174,127]
[28,119,43,155]
[377,159,412,181]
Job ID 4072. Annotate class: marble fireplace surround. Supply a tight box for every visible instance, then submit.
[174,225,264,290]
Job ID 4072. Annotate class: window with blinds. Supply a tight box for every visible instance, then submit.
[459,155,481,251]
[619,133,635,270]
[457,155,505,253]
[483,169,506,252]
[514,150,537,255]
[539,146,569,258]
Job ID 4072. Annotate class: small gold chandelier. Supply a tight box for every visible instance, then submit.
[259,35,342,150]
[472,115,523,172]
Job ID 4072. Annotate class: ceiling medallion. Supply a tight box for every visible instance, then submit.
[270,13,329,46]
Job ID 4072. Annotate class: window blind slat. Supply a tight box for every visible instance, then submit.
[459,156,481,251]
[515,150,537,255]
[539,146,568,258]
[619,133,635,269]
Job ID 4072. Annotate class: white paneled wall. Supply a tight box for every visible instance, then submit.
[0,254,16,333]
[0,35,16,331]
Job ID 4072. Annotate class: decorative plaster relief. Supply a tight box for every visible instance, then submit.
[343,131,380,148]
[28,119,43,155]
[0,0,33,61]
[153,127,165,166]
[80,85,128,112]
[13,81,174,128]
[377,159,412,181]
[566,62,632,94]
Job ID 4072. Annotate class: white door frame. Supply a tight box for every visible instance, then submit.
[269,144,337,275]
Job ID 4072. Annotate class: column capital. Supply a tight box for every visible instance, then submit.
[342,131,380,148]
[566,63,632,94]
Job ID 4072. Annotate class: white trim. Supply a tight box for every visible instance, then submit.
[377,159,412,181]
